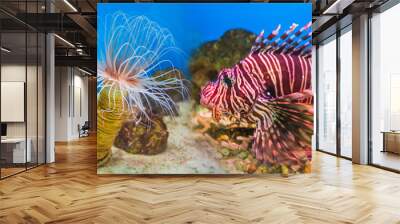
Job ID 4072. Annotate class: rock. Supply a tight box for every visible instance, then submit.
[190,29,256,102]
[113,115,169,155]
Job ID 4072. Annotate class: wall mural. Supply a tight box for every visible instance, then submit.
[97,3,313,175]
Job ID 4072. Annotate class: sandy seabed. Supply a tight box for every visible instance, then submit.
[98,102,242,174]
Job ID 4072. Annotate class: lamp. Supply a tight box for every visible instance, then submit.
[63,0,78,12]
[1,47,11,53]
[54,34,75,48]
[78,67,94,76]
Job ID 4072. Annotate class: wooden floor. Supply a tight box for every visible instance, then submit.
[373,151,400,171]
[0,167,26,178]
[1,136,400,224]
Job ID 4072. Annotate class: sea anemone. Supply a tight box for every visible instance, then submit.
[97,12,189,120]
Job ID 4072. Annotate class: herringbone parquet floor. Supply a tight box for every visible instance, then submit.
[1,135,400,224]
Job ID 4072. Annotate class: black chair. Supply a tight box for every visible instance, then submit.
[79,121,90,138]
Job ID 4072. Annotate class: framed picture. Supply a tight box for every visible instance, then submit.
[97,3,313,175]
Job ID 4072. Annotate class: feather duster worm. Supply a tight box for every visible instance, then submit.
[97,12,188,166]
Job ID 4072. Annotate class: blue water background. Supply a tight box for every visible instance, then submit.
[97,3,311,78]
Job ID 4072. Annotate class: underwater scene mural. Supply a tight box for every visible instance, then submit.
[97,3,313,175]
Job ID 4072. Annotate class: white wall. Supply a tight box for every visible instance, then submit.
[1,65,26,138]
[54,67,89,141]
[1,64,46,164]
[72,73,89,138]
[1,65,43,138]
[55,67,69,141]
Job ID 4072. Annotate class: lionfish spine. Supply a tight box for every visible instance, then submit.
[252,22,312,56]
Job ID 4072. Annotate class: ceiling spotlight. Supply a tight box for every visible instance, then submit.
[76,48,86,56]
[1,47,11,53]
[63,0,78,12]
[54,34,75,48]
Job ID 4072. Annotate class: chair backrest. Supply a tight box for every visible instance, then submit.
[82,121,90,129]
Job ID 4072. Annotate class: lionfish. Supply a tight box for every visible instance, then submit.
[97,12,189,120]
[200,22,313,169]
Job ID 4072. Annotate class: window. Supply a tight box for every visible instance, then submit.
[339,27,352,158]
[317,35,337,154]
[0,1,47,179]
[370,3,400,171]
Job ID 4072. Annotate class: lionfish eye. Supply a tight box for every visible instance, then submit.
[223,74,233,87]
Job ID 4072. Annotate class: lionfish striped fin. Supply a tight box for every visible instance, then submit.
[250,91,313,169]
[251,22,312,57]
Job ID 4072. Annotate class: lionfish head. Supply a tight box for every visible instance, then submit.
[200,68,254,121]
